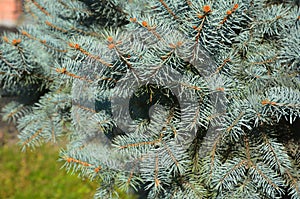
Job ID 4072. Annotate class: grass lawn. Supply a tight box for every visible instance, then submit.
[0,129,138,199]
[0,142,99,199]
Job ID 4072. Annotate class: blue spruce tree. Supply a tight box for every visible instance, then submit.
[0,0,299,198]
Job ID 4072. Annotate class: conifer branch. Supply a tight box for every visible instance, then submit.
[1,0,299,198]
[158,0,179,20]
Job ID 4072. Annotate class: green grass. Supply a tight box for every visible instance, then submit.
[0,120,138,199]
[0,143,98,199]
[0,139,138,199]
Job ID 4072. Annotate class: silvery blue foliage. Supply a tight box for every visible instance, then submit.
[0,0,299,198]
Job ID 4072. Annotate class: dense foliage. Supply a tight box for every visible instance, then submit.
[0,0,299,198]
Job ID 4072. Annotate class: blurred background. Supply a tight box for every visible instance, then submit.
[0,0,22,33]
[0,1,98,198]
